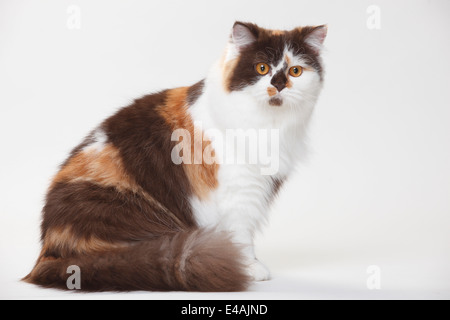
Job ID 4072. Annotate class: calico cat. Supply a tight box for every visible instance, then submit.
[24,21,327,292]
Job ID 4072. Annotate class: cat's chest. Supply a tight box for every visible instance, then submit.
[191,131,298,228]
[190,162,279,228]
[188,95,307,228]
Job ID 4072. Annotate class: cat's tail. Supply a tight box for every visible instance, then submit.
[23,229,250,292]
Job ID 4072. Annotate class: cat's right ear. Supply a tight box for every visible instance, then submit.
[231,22,258,51]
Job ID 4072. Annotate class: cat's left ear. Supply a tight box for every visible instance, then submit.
[304,25,328,54]
[231,21,259,51]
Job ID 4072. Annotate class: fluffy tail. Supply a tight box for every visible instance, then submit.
[23,229,250,292]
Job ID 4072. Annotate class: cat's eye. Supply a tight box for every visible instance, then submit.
[255,63,270,75]
[289,66,303,77]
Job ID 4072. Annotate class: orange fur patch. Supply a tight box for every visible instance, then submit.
[157,88,219,200]
[284,54,293,88]
[158,87,192,131]
[271,29,285,36]
[285,54,291,66]
[52,143,187,229]
[222,58,239,93]
[41,226,126,258]
[286,79,293,89]
[267,87,277,97]
[52,144,139,193]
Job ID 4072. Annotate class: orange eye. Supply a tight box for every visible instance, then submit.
[289,66,303,77]
[255,63,270,75]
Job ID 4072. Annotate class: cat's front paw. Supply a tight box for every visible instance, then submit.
[247,260,271,281]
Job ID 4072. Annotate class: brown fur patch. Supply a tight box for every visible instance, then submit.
[269,177,285,203]
[25,229,250,292]
[42,180,189,248]
[50,143,188,232]
[187,79,205,105]
[101,90,195,222]
[156,87,219,200]
[40,256,57,262]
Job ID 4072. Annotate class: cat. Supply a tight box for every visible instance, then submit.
[24,21,327,292]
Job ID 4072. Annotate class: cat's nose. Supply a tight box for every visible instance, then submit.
[271,82,286,92]
[270,72,287,92]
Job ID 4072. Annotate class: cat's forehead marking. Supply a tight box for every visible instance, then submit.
[270,29,285,36]
[271,60,287,75]
[285,53,292,66]
[271,49,293,71]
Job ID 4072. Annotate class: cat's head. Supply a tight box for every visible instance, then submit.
[221,22,327,108]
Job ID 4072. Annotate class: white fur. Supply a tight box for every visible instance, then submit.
[232,23,256,52]
[303,26,327,54]
[83,128,107,153]
[188,38,324,281]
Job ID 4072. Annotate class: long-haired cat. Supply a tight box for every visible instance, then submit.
[24,21,327,291]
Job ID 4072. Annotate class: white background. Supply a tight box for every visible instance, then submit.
[1,0,449,299]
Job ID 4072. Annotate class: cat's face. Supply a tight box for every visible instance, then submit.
[222,22,327,109]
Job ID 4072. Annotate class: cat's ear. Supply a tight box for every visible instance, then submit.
[304,25,327,54]
[231,22,258,51]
